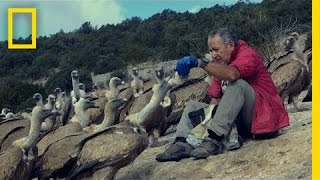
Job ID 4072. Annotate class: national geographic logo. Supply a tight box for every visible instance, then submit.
[8,8,36,49]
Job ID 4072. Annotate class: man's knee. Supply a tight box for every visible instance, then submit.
[226,79,253,93]
[184,101,207,112]
[229,79,249,88]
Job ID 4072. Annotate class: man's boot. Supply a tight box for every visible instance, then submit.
[156,141,193,162]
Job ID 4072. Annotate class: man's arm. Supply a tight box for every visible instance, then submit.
[210,97,220,105]
[198,59,240,81]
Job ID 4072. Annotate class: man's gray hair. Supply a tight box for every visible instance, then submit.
[208,28,238,46]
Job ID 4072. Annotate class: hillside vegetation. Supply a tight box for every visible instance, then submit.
[0,0,311,111]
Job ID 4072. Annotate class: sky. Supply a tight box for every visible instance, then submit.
[0,0,262,41]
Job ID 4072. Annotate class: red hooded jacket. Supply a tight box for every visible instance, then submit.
[208,40,290,134]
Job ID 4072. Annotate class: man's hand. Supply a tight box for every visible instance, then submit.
[176,55,198,76]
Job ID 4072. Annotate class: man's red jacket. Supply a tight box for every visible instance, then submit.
[208,40,290,134]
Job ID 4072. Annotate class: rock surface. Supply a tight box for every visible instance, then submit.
[115,100,311,180]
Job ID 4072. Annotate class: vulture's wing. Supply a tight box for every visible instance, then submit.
[271,62,302,94]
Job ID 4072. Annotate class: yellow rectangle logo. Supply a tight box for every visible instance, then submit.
[8,8,36,49]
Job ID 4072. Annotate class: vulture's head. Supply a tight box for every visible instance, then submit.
[47,94,56,105]
[71,70,79,80]
[33,93,43,103]
[132,67,139,76]
[110,77,125,88]
[155,66,165,81]
[54,87,62,94]
[284,32,299,51]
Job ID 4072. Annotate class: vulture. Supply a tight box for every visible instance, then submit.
[130,67,144,98]
[54,88,71,126]
[0,93,45,153]
[0,108,10,117]
[67,97,98,128]
[270,32,310,111]
[86,77,125,125]
[36,97,97,158]
[84,98,128,132]
[125,66,177,146]
[105,77,125,101]
[54,88,63,110]
[36,106,145,179]
[67,125,148,180]
[70,70,81,104]
[41,94,58,132]
[0,101,58,180]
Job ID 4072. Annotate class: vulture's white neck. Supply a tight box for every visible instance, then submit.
[72,106,89,128]
[72,78,80,101]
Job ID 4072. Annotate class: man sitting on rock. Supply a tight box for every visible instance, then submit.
[156,28,289,162]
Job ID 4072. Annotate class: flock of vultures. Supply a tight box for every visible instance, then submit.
[0,32,311,180]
